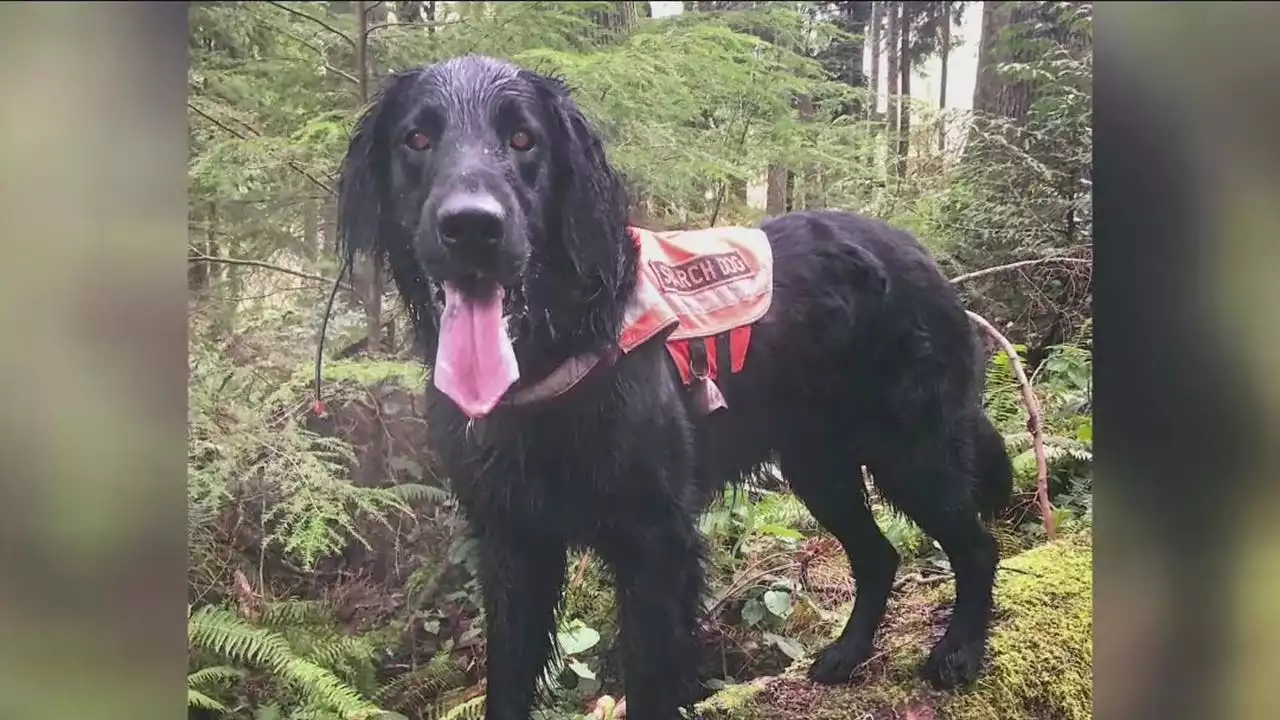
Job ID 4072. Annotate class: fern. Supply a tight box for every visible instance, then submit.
[188,687,230,714]
[374,653,470,711]
[435,694,486,720]
[189,605,382,718]
[753,492,817,532]
[387,483,451,505]
[187,664,244,715]
[260,599,335,630]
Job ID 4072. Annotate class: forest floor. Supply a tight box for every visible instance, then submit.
[695,534,1093,720]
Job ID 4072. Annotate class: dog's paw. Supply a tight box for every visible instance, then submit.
[920,637,985,690]
[806,642,873,686]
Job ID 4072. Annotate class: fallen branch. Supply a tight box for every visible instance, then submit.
[188,251,353,293]
[965,310,1056,540]
[949,256,1091,285]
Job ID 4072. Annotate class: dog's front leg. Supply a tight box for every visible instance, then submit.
[475,528,567,720]
[603,510,706,720]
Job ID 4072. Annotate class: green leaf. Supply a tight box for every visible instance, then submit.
[557,623,601,655]
[762,632,806,661]
[568,659,597,680]
[741,598,766,627]
[1076,419,1092,444]
[763,589,792,618]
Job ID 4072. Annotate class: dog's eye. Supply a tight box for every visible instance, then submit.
[509,129,534,152]
[405,130,431,151]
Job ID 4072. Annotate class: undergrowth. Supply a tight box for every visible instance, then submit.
[186,4,1092,717]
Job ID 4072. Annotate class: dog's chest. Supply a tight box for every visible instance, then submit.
[442,416,635,528]
[441,403,693,543]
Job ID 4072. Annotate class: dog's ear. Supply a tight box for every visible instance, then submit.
[336,71,416,271]
[524,70,630,286]
[335,71,440,353]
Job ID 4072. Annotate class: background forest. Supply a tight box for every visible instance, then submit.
[187,2,1093,718]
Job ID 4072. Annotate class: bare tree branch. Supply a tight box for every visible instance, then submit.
[949,256,1091,285]
[188,250,353,294]
[187,101,335,196]
[966,310,1056,540]
[265,1,356,47]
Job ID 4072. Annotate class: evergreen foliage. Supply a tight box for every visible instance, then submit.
[187,3,1091,717]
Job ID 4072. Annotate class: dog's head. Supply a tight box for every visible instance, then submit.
[335,55,633,418]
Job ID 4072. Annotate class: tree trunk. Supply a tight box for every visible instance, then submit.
[973,1,1038,124]
[588,1,640,44]
[821,1,871,118]
[189,200,217,293]
[796,94,822,209]
[869,2,883,120]
[765,165,788,217]
[938,3,950,152]
[303,196,318,262]
[396,1,421,22]
[897,2,910,178]
[355,0,383,356]
[885,2,900,177]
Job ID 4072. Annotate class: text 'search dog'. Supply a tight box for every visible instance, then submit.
[330,55,1014,720]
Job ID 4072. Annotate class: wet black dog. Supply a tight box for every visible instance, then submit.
[335,55,1013,720]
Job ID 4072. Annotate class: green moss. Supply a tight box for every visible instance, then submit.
[696,680,768,718]
[941,534,1093,720]
[698,535,1093,720]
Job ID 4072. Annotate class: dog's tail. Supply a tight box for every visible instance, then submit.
[973,413,1014,522]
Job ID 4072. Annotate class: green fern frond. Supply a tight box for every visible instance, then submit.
[374,654,469,710]
[190,605,302,670]
[308,634,380,691]
[189,605,381,718]
[260,599,334,629]
[1011,442,1093,476]
[434,694,485,720]
[188,687,229,713]
[752,492,816,531]
[188,664,245,689]
[387,483,450,505]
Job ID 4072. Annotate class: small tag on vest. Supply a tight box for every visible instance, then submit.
[693,378,727,415]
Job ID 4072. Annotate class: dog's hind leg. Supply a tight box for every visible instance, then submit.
[474,528,568,720]
[867,416,1000,690]
[781,445,900,685]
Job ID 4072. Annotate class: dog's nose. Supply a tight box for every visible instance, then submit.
[437,193,505,249]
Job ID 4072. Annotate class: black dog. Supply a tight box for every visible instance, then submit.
[335,55,1013,720]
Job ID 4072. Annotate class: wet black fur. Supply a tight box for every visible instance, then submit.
[336,55,1014,720]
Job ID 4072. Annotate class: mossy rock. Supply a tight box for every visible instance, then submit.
[697,535,1093,720]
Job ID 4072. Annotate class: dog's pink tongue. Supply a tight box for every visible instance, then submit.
[434,282,520,418]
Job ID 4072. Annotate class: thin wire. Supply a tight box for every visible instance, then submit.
[313,255,351,414]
